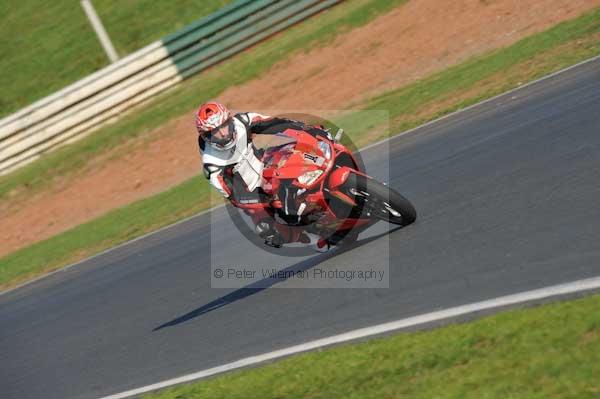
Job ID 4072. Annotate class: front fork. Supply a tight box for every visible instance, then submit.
[328,166,392,219]
[327,166,370,207]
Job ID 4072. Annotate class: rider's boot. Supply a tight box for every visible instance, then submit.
[329,229,360,247]
[316,237,331,253]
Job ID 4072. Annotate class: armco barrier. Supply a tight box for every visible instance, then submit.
[0,0,341,175]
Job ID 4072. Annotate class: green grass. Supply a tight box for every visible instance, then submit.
[0,0,407,203]
[143,294,600,398]
[2,6,600,290]
[0,1,233,118]
[0,176,215,288]
[93,0,232,55]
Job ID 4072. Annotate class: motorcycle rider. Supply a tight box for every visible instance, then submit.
[196,101,332,248]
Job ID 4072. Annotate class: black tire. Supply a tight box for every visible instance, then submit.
[344,174,416,226]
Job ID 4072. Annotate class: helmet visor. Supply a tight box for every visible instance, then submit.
[202,119,235,148]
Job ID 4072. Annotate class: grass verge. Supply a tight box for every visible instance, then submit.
[1,7,600,291]
[142,294,600,398]
[345,6,600,148]
[0,0,406,203]
[0,1,233,118]
[0,177,216,288]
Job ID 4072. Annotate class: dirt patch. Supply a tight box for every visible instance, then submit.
[389,29,600,130]
[220,0,600,110]
[1,0,599,257]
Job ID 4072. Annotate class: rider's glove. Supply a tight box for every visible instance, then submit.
[255,221,273,238]
[264,233,284,248]
[255,220,284,248]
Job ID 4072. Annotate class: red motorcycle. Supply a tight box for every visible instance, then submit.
[231,128,416,248]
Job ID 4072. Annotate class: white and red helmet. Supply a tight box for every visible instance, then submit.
[196,101,236,150]
[196,101,231,132]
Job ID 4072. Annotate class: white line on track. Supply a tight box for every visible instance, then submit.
[99,275,600,399]
[2,54,600,297]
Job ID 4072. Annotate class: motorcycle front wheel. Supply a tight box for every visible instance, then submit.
[345,174,417,226]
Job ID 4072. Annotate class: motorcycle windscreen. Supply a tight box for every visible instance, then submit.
[252,133,297,151]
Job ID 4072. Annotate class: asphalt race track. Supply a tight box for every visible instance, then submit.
[2,58,600,399]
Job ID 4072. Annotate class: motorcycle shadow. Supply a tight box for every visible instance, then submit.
[153,226,403,331]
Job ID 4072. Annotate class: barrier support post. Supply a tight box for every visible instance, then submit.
[81,0,119,63]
